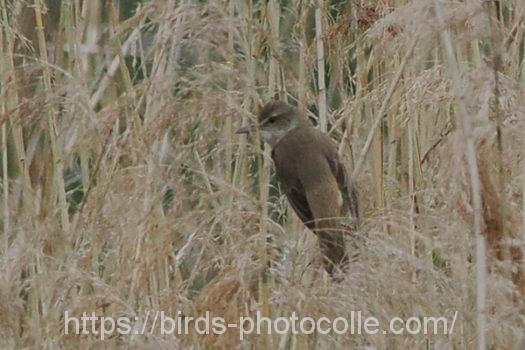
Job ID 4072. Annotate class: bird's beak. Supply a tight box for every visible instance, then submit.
[235,124,254,135]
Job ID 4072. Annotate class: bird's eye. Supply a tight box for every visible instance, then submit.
[268,117,277,124]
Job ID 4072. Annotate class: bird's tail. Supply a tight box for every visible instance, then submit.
[317,230,348,278]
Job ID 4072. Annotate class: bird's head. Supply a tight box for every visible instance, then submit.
[236,100,307,148]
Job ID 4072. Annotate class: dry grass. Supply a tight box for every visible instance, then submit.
[1,0,524,349]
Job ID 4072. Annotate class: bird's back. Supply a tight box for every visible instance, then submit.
[271,125,358,227]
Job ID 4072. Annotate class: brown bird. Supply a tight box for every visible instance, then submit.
[236,100,359,277]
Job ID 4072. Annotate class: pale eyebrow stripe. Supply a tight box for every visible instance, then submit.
[259,111,282,125]
[260,117,270,124]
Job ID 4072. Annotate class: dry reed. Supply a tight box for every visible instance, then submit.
[0,0,524,349]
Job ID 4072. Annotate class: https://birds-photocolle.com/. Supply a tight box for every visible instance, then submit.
[236,98,359,280]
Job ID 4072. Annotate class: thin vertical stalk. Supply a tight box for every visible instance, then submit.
[290,1,308,237]
[225,1,234,200]
[520,1,525,289]
[372,61,384,210]
[232,0,254,189]
[67,0,92,196]
[260,1,281,348]
[408,105,416,282]
[297,4,308,111]
[107,0,142,132]
[0,24,8,255]
[89,26,141,110]
[315,0,327,132]
[1,119,7,256]
[433,1,486,349]
[351,36,418,181]
[34,0,70,234]
[0,0,32,213]
[523,133,525,245]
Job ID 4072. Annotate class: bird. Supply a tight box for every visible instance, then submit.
[236,99,359,278]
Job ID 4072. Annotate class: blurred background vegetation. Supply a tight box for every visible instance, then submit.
[0,0,524,349]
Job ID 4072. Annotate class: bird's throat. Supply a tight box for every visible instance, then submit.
[261,125,301,149]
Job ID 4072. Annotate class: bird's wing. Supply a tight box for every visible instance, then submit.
[326,153,359,222]
[271,145,316,229]
[299,156,349,271]
[284,184,315,229]
[299,156,343,226]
